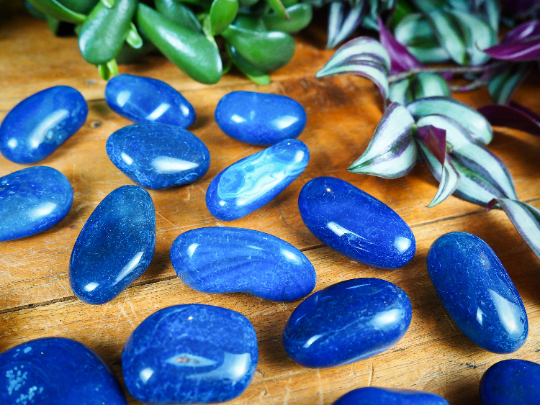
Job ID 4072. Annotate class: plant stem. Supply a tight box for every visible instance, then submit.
[388,61,507,83]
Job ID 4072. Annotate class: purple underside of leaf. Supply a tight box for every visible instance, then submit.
[503,20,540,43]
[478,104,540,135]
[415,125,446,166]
[510,101,540,122]
[377,17,423,75]
[483,37,540,61]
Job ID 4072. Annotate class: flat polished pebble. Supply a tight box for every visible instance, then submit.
[298,176,416,269]
[283,278,412,368]
[0,86,88,163]
[427,232,528,353]
[170,227,316,301]
[122,304,258,404]
[333,387,450,405]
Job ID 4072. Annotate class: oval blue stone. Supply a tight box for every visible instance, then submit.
[106,123,210,189]
[427,232,528,353]
[170,227,316,301]
[298,177,416,269]
[215,91,307,145]
[333,387,450,405]
[283,278,412,368]
[0,86,88,164]
[122,304,258,404]
[69,185,156,305]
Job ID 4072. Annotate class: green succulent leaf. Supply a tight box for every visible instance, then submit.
[126,22,143,49]
[234,14,267,31]
[488,63,531,105]
[97,58,118,80]
[26,0,87,24]
[263,3,312,33]
[59,0,99,14]
[266,0,289,20]
[226,43,271,85]
[100,0,114,8]
[155,0,203,32]
[389,72,450,106]
[210,0,239,35]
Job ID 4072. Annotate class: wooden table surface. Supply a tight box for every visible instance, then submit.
[2,5,540,405]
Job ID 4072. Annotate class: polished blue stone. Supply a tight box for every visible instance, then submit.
[0,337,127,404]
[215,91,307,145]
[333,387,450,405]
[0,86,88,164]
[298,177,416,269]
[105,74,195,128]
[122,304,258,404]
[0,166,73,242]
[427,232,528,353]
[69,185,155,305]
[106,123,210,189]
[206,139,309,221]
[170,227,316,301]
[283,278,412,368]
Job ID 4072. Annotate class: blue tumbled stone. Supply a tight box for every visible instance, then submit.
[170,227,316,301]
[283,278,412,368]
[0,86,88,164]
[333,387,450,405]
[69,185,155,305]
[298,177,416,269]
[215,91,307,145]
[427,232,528,353]
[122,304,258,404]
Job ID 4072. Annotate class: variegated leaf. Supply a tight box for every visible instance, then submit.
[473,0,500,34]
[488,62,531,105]
[326,0,365,49]
[389,72,450,106]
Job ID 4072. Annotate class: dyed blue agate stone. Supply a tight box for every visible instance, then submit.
[0,86,88,164]
[283,278,412,368]
[215,91,307,145]
[69,185,156,305]
[106,123,210,189]
[170,227,316,301]
[427,232,528,353]
[333,387,450,405]
[0,337,127,404]
[206,139,309,221]
[298,177,415,269]
[122,304,258,404]
[0,166,73,241]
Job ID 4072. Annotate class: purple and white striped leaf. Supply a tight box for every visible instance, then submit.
[389,72,450,106]
[473,0,500,34]
[415,124,446,166]
[487,62,531,105]
[326,1,365,49]
[478,102,540,136]
[483,20,540,61]
[377,17,422,74]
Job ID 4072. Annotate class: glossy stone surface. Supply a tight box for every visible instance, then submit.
[206,139,309,220]
[283,278,412,368]
[122,304,258,404]
[427,232,528,353]
[69,185,155,305]
[215,91,307,145]
[0,86,88,164]
[0,337,127,404]
[170,227,316,301]
[333,387,450,405]
[106,123,210,189]
[0,166,73,241]
[298,177,416,269]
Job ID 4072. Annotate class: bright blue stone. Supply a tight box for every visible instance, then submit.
[206,139,309,221]
[298,177,416,269]
[283,278,412,368]
[0,166,73,241]
[105,74,196,128]
[333,387,450,405]
[69,185,155,305]
[215,91,307,145]
[122,304,258,404]
[170,227,316,301]
[0,337,127,404]
[106,123,210,189]
[0,86,88,164]
[427,232,528,353]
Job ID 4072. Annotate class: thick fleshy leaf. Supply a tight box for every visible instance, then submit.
[487,62,531,105]
[26,0,86,24]
[415,125,446,166]
[377,17,422,74]
[326,0,365,49]
[263,3,313,33]
[389,72,450,106]
[483,20,540,61]
[478,103,540,136]
[209,0,239,36]
[225,43,271,85]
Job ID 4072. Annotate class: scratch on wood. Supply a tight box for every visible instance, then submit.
[368,362,374,387]
[316,369,324,404]
[156,210,176,227]
[282,386,290,405]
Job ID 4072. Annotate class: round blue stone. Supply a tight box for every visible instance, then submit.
[333,387,450,405]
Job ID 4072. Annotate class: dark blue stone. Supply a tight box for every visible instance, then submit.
[215,91,307,145]
[298,177,416,269]
[170,227,316,301]
[0,337,127,404]
[333,387,450,405]
[122,304,258,404]
[206,139,309,221]
[0,166,73,242]
[69,185,155,305]
[427,232,528,353]
[283,278,412,368]
[0,86,88,164]
[106,123,210,189]
[105,74,196,128]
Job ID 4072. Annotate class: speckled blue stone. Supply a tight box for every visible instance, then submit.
[69,185,155,305]
[427,232,528,353]
[206,139,309,221]
[333,387,450,405]
[170,227,316,301]
[0,86,88,164]
[106,123,210,189]
[105,74,196,128]
[122,304,258,404]
[215,91,307,145]
[0,337,127,404]
[283,278,412,368]
[0,166,73,242]
[298,177,416,269]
